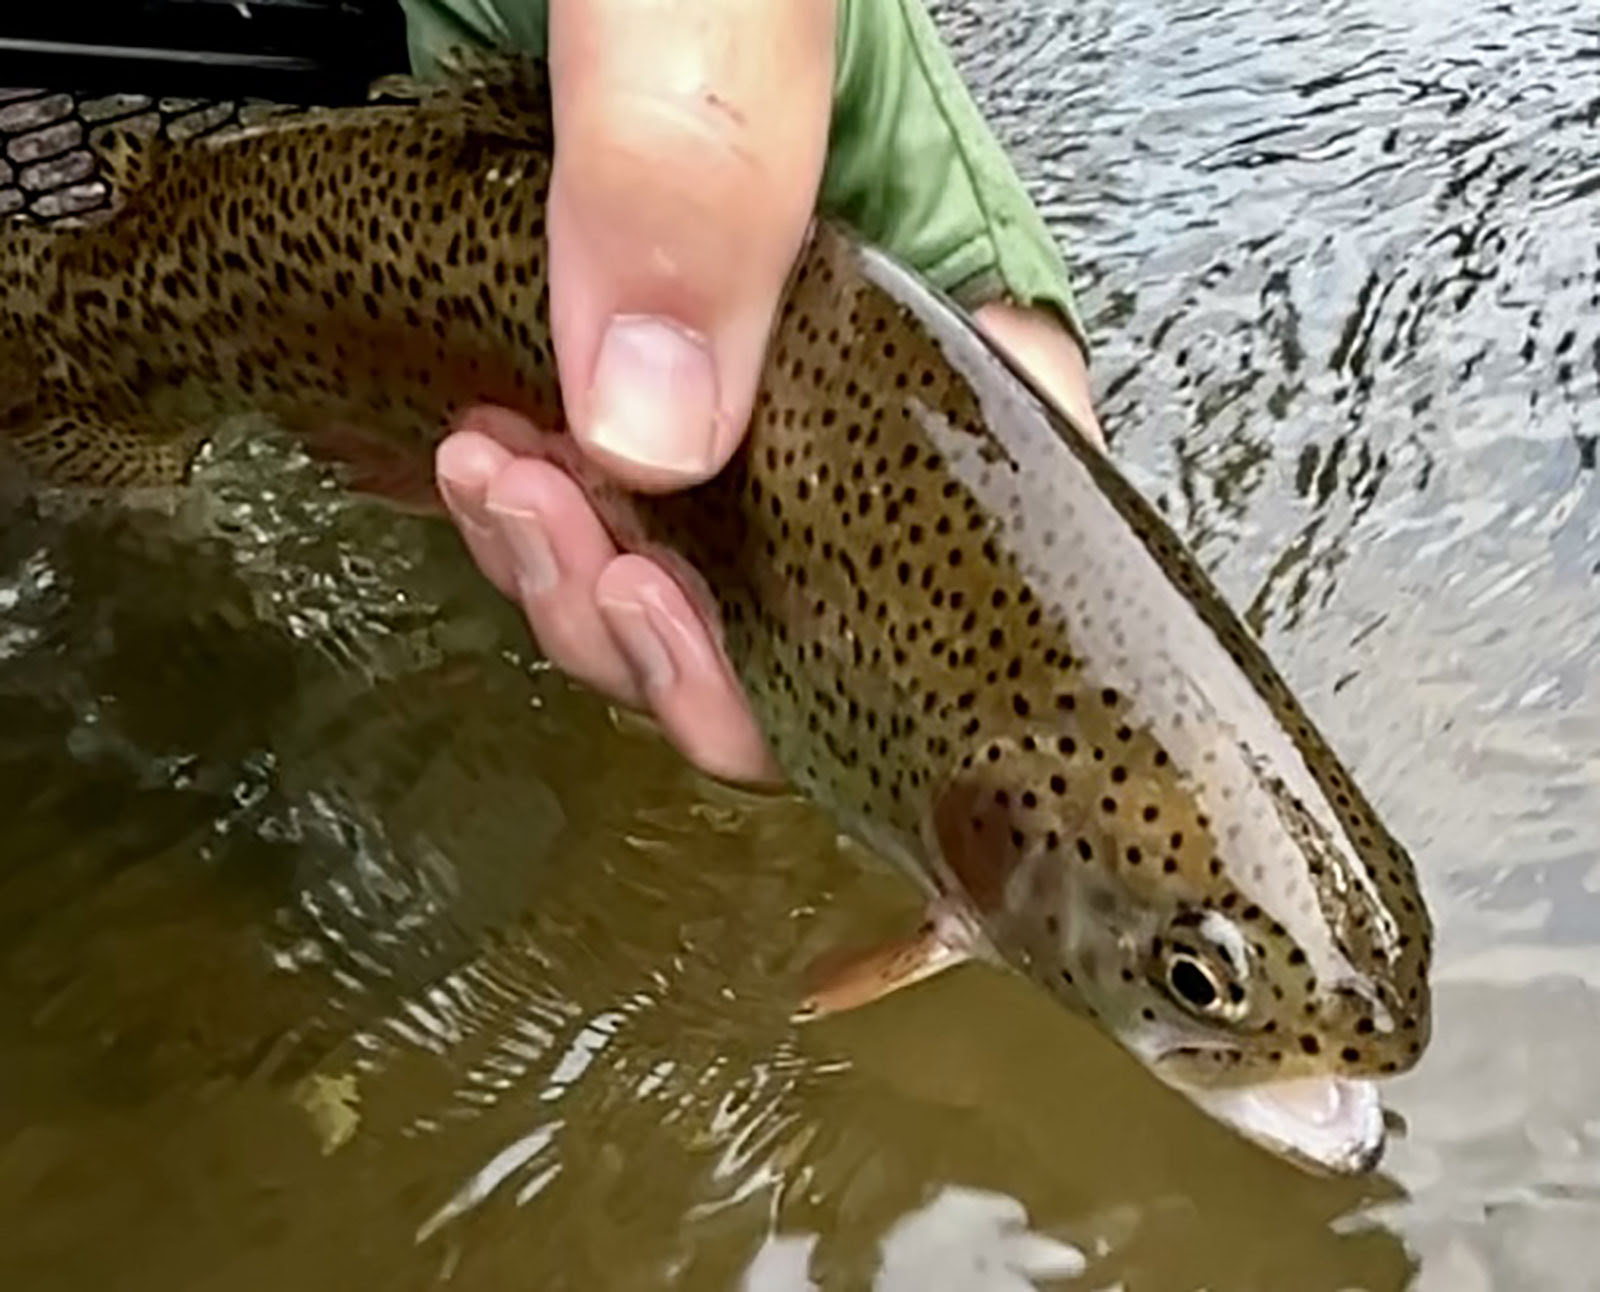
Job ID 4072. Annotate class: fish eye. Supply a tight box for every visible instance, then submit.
[1154,912,1253,1023]
[1168,955,1219,1009]
[1166,953,1224,1014]
[1157,939,1251,1023]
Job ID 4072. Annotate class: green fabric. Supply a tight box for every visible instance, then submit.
[396,0,1089,358]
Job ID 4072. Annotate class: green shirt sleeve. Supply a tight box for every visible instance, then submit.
[396,0,1090,359]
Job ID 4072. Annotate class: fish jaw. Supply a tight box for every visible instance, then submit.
[1162,1066,1386,1175]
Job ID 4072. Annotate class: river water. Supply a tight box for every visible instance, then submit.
[2,1,1598,1288]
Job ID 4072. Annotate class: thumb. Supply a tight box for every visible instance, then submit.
[545,0,836,493]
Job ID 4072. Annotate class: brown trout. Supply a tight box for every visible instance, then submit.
[0,57,1432,1174]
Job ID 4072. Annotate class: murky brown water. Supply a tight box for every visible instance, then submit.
[2,1,1597,1287]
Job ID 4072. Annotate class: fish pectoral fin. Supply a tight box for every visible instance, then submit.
[291,420,446,515]
[793,905,977,1022]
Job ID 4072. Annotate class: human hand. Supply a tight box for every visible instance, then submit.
[434,0,832,784]
[429,0,1103,787]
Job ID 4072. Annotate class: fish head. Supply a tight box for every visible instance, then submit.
[933,722,1432,1176]
[1055,895,1405,1177]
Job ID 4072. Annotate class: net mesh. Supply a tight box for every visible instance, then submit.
[0,85,306,224]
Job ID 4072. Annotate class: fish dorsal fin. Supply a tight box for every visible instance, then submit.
[365,73,429,105]
[370,49,554,150]
[89,122,173,197]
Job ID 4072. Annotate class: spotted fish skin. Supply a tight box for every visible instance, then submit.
[0,67,564,494]
[657,234,1430,1089]
[0,59,1431,1147]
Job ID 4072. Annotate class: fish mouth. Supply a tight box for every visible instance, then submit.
[1170,1071,1387,1176]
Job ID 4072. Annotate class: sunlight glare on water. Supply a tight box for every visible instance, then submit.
[2,1,1599,1288]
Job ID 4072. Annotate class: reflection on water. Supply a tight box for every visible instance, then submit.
[1,0,1597,1287]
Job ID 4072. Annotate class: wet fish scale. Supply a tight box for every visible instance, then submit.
[648,233,1428,1084]
[0,57,1431,1167]
[2,83,560,491]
